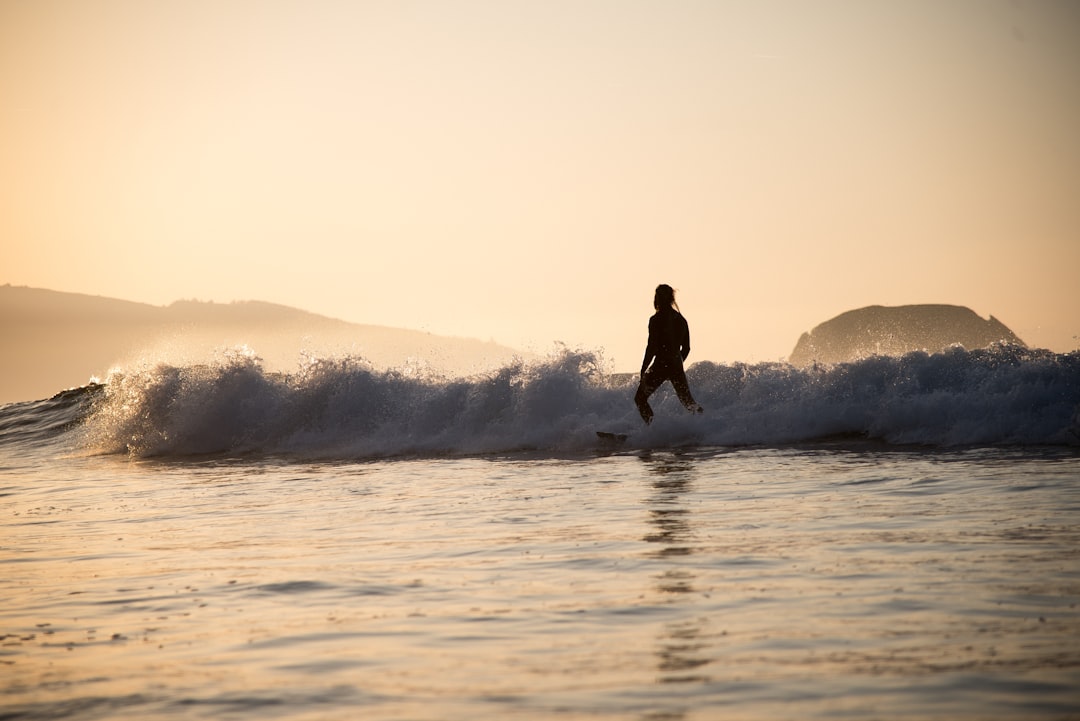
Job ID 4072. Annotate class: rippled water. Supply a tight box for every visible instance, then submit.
[3,446,1079,719]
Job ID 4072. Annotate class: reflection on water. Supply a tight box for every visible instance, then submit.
[641,453,715,691]
[656,618,713,684]
[642,460,694,557]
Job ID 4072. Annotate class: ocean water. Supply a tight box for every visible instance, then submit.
[2,346,1079,720]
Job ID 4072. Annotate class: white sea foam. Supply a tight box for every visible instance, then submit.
[69,344,1080,458]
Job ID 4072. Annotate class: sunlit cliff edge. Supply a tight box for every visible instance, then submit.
[0,286,523,404]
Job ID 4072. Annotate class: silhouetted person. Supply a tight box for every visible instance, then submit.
[635,284,703,424]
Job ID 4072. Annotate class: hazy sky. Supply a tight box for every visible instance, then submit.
[3,0,1078,370]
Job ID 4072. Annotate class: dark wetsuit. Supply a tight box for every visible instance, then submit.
[634,307,701,424]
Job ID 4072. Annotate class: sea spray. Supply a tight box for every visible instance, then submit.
[687,345,1080,446]
[22,344,1076,458]
[79,348,627,458]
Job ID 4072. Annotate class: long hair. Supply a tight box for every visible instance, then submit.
[653,284,679,312]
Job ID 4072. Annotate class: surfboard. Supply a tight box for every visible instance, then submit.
[596,431,628,443]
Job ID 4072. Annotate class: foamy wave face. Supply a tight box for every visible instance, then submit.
[688,345,1080,447]
[81,349,630,457]
[80,345,1080,458]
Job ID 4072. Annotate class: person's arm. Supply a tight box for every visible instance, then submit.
[680,315,691,362]
[640,317,657,377]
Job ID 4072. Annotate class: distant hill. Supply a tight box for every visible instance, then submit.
[789,304,1025,367]
[0,286,523,404]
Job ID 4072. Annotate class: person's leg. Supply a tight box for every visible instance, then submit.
[634,370,662,424]
[671,366,703,414]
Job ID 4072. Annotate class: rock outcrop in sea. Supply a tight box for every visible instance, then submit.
[789,304,1024,367]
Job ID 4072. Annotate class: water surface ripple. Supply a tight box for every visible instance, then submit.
[2,447,1079,719]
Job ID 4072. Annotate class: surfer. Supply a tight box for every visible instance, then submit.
[634,284,703,424]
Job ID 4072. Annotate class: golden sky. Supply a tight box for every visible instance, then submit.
[3,0,1078,369]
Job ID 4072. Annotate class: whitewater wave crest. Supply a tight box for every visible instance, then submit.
[81,348,623,458]
[7,345,1077,458]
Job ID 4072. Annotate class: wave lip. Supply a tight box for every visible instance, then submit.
[78,350,623,458]
[0,384,103,450]
[7,345,1077,459]
[691,345,1079,448]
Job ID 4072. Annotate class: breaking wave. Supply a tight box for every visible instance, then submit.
[2,345,1077,459]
